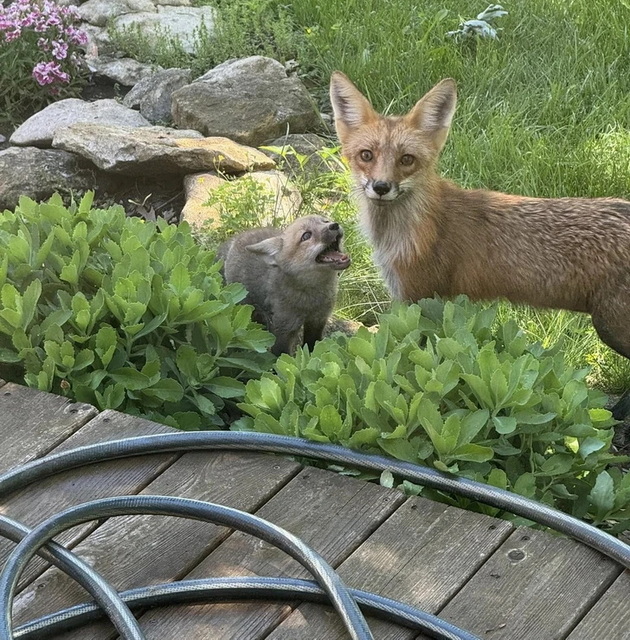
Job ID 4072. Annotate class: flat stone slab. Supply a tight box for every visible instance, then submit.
[52,124,276,175]
[10,99,150,148]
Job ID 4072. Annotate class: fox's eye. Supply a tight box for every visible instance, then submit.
[301,231,312,242]
[401,154,415,166]
[360,150,373,162]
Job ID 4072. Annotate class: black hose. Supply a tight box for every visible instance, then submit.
[0,431,627,568]
[0,515,144,640]
[0,514,479,640]
[14,577,480,640]
[0,496,374,640]
[1,431,628,640]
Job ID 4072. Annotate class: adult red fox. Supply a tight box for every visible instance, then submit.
[329,71,630,420]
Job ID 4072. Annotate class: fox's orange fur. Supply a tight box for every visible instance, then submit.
[330,71,630,418]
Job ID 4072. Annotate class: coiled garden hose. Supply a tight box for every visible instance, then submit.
[14,577,480,640]
[0,430,628,640]
[0,511,479,640]
[0,496,376,640]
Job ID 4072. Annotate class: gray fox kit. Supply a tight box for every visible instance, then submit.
[329,71,630,422]
[219,215,351,355]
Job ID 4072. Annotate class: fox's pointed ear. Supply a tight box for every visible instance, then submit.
[247,236,283,266]
[406,78,457,153]
[330,71,378,140]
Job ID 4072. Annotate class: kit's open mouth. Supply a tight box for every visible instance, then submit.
[316,238,351,270]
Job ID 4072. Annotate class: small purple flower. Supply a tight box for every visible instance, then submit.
[5,27,21,42]
[65,25,88,46]
[51,39,68,60]
[32,60,70,86]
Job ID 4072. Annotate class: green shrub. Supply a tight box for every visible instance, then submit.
[0,193,274,429]
[235,297,630,532]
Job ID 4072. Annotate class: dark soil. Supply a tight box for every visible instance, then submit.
[88,173,186,224]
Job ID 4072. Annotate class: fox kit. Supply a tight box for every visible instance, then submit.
[219,215,350,355]
[330,71,630,420]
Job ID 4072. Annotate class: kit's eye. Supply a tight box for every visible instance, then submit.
[401,154,415,166]
[360,150,373,162]
[301,231,312,242]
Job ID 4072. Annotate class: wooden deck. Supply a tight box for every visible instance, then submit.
[0,379,628,640]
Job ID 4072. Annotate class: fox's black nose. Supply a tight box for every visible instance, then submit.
[328,222,339,231]
[372,181,391,196]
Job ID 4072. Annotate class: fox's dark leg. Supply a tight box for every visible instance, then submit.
[270,310,302,356]
[591,300,630,422]
[303,319,327,352]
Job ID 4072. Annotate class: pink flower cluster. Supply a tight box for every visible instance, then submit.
[0,0,87,88]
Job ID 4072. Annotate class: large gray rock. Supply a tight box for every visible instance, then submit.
[86,55,159,86]
[79,0,155,27]
[52,124,276,176]
[0,148,96,211]
[171,56,321,147]
[10,99,150,148]
[112,5,215,54]
[123,68,192,123]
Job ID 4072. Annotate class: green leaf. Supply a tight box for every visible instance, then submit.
[461,373,493,407]
[141,378,184,403]
[347,336,375,362]
[380,470,395,488]
[109,367,151,390]
[459,409,489,444]
[492,415,517,435]
[170,263,191,294]
[513,473,537,498]
[348,427,380,447]
[539,454,574,476]
[207,376,246,399]
[588,471,615,521]
[319,405,343,438]
[579,437,606,459]
[20,280,41,330]
[451,443,494,463]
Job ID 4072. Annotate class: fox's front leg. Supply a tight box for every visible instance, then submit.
[269,310,303,356]
[303,318,327,351]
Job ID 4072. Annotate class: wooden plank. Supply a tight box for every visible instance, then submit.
[437,527,621,640]
[566,571,630,639]
[267,497,514,640]
[0,382,97,473]
[12,447,303,639]
[135,466,406,639]
[0,410,179,590]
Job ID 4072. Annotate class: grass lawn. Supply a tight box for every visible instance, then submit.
[285,0,630,393]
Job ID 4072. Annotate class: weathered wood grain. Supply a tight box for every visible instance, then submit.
[267,497,514,640]
[566,570,630,639]
[13,448,302,639]
[135,466,406,639]
[1,410,179,590]
[0,383,97,473]
[437,527,620,640]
